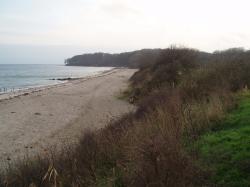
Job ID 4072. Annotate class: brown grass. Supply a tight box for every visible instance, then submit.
[1,47,250,187]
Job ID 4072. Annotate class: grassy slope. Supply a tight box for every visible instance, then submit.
[2,48,250,186]
[196,92,250,187]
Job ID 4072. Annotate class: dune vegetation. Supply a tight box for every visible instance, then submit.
[1,47,250,187]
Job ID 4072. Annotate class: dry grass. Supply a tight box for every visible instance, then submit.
[1,47,250,186]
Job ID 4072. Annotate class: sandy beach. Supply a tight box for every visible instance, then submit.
[0,68,136,167]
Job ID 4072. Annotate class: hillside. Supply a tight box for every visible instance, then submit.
[1,47,250,187]
[65,49,161,68]
[196,93,250,186]
[65,48,211,68]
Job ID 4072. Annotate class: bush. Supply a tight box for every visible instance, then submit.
[1,47,250,186]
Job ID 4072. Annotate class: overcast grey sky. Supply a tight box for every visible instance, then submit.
[0,0,250,63]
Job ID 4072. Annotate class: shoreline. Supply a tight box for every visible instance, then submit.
[0,68,136,168]
[0,68,118,101]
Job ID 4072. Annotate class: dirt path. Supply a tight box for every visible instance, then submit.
[0,68,136,167]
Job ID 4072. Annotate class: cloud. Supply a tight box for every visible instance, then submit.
[98,0,141,18]
[1,0,250,52]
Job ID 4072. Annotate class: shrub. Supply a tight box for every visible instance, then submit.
[1,47,250,186]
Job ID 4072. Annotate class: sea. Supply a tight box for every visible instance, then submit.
[0,64,112,93]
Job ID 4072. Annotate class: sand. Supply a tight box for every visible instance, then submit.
[0,68,136,167]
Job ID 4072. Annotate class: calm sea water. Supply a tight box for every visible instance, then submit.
[0,64,112,93]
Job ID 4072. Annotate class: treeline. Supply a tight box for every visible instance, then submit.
[65,49,162,68]
[65,48,212,68]
[1,47,250,186]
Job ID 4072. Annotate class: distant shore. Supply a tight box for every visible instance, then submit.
[0,68,136,167]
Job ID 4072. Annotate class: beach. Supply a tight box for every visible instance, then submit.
[0,68,136,167]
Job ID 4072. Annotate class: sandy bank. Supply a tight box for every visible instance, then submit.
[0,68,136,167]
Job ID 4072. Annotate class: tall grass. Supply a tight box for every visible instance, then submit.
[1,47,250,186]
